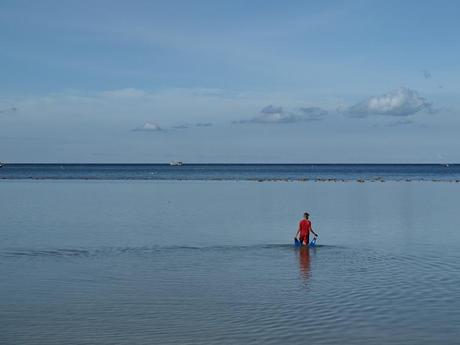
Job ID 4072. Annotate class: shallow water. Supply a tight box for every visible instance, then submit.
[1,180,460,344]
[1,163,460,181]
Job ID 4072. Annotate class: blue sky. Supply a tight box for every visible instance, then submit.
[1,0,459,162]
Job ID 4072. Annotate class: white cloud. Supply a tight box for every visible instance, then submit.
[345,88,433,118]
[236,105,327,124]
[133,122,162,131]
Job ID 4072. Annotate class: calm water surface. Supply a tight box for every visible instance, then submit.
[1,163,460,181]
[1,180,459,344]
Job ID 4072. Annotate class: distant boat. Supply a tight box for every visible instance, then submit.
[169,161,184,166]
[0,162,4,168]
[443,164,450,168]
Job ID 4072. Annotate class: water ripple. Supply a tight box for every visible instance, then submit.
[2,244,460,344]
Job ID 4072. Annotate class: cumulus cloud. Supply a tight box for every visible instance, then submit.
[133,122,162,131]
[261,105,283,115]
[235,105,327,124]
[344,88,433,118]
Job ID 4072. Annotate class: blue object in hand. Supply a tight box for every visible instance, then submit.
[309,238,317,248]
[294,238,302,247]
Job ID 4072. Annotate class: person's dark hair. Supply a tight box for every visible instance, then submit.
[304,212,309,219]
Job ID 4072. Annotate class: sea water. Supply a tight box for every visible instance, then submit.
[1,179,460,344]
[1,163,460,181]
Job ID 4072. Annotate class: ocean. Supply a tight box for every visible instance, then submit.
[1,165,459,344]
[1,163,460,181]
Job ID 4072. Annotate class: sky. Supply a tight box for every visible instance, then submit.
[1,0,459,163]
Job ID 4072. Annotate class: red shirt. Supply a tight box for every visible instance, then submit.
[299,219,311,236]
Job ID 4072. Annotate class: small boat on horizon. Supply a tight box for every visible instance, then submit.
[169,161,184,166]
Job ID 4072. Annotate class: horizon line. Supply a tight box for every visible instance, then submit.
[1,162,458,165]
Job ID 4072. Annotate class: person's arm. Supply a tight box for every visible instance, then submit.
[310,224,318,237]
[295,223,300,239]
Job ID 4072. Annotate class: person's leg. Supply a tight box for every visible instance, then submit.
[300,234,309,245]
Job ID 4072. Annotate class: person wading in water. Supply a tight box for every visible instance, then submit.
[295,212,318,245]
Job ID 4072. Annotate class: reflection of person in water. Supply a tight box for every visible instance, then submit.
[298,247,311,280]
